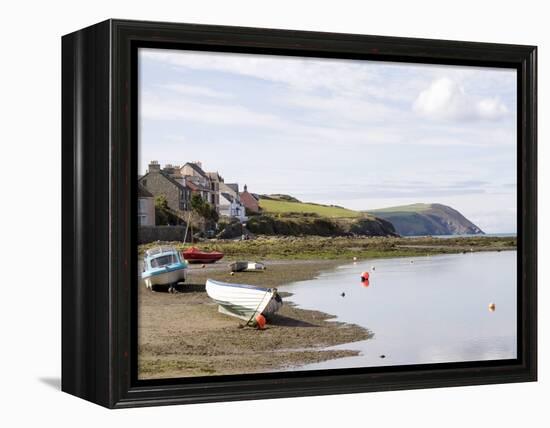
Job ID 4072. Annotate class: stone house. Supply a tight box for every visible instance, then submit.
[239,184,260,214]
[138,161,191,221]
[178,162,219,209]
[205,171,223,208]
[185,178,212,202]
[138,184,155,226]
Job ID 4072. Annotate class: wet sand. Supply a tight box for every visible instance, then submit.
[138,259,371,379]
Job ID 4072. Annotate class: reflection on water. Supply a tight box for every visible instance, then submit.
[282,251,517,370]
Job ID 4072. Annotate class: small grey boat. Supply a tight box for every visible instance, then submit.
[229,261,266,272]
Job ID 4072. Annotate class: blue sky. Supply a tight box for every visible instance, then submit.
[139,48,517,233]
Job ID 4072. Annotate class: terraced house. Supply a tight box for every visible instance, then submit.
[140,160,250,223]
[138,161,191,222]
[178,162,218,208]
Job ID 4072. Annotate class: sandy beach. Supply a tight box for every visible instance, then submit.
[138,259,371,379]
[137,236,517,379]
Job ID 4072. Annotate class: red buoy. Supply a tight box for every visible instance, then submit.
[255,314,266,329]
[361,272,370,282]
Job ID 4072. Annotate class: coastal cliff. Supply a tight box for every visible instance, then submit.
[366,203,484,236]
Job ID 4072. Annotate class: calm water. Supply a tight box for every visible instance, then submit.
[282,251,517,370]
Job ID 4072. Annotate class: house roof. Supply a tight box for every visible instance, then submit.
[225,183,239,193]
[206,171,223,181]
[138,184,154,198]
[186,180,199,191]
[183,162,208,178]
[221,192,235,203]
[139,171,188,192]
[185,179,210,192]
[240,190,260,212]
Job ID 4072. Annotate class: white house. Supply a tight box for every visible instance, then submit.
[138,185,156,226]
[218,182,247,222]
[219,193,247,222]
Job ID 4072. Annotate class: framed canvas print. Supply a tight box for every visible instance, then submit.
[62,19,537,408]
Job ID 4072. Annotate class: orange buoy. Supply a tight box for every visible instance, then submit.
[361,272,370,282]
[255,314,266,329]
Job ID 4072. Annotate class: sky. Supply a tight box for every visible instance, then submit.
[138,48,517,233]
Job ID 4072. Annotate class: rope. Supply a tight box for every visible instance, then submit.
[246,288,271,327]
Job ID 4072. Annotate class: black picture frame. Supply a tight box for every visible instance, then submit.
[62,19,537,408]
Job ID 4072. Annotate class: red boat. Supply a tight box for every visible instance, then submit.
[182,247,224,264]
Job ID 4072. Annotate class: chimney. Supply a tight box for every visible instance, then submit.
[148,160,161,173]
[244,184,248,192]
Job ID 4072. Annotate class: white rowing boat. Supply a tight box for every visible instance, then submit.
[205,279,283,325]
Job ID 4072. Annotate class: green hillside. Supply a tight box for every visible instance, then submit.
[259,195,361,218]
[235,194,398,237]
[367,203,484,236]
[369,203,431,213]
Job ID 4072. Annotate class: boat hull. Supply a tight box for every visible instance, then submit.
[184,254,224,263]
[205,279,282,323]
[143,266,187,288]
[182,248,224,264]
[229,261,266,272]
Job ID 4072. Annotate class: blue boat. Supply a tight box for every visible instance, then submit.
[142,246,188,292]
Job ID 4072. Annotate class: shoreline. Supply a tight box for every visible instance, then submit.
[137,236,517,379]
[139,235,517,261]
[138,258,372,379]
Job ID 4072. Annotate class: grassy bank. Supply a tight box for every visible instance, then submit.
[139,235,517,261]
[259,197,360,218]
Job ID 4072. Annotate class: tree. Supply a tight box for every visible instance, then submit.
[155,194,169,211]
[190,193,219,224]
[154,194,179,225]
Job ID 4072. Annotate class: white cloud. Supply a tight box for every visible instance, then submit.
[157,83,231,99]
[140,90,287,128]
[142,48,375,97]
[413,78,509,121]
[476,98,509,119]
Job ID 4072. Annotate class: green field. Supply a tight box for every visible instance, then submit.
[259,198,360,218]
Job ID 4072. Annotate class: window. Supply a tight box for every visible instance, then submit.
[150,254,177,268]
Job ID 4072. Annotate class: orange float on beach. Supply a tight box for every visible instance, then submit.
[255,314,267,329]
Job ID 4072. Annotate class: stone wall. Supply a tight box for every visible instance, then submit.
[138,226,189,244]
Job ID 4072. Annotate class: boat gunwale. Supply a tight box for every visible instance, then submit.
[142,262,188,279]
[206,278,271,292]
